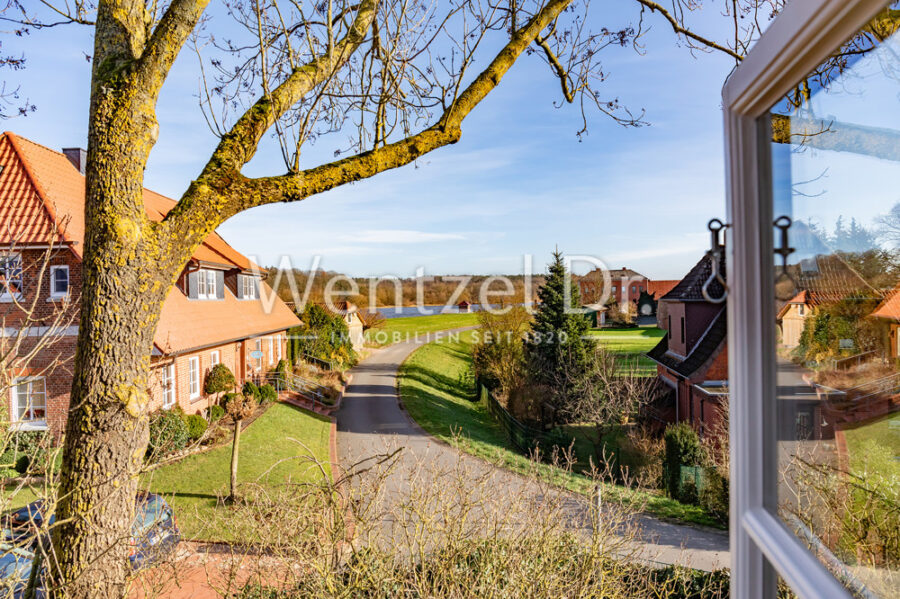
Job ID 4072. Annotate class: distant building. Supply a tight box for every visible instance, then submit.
[331,301,365,351]
[645,252,728,435]
[458,300,472,313]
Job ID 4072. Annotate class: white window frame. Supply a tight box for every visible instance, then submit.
[49,265,69,299]
[210,350,220,367]
[11,376,47,427]
[0,252,23,301]
[722,2,886,598]
[241,275,257,300]
[276,335,282,361]
[196,268,217,300]
[161,363,176,409]
[268,337,274,365]
[188,356,200,400]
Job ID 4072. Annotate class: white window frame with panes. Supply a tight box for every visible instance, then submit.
[49,265,69,299]
[723,1,891,598]
[11,376,47,429]
[188,356,201,400]
[161,363,176,409]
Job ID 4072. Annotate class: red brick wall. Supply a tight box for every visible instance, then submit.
[3,248,81,440]
[147,333,288,416]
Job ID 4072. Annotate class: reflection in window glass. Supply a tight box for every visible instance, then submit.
[770,6,900,596]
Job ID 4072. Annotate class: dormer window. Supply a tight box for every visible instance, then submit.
[196,269,218,300]
[188,268,223,300]
[241,275,257,299]
[50,265,69,298]
[0,253,23,300]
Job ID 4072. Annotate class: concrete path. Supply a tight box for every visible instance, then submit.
[336,334,731,571]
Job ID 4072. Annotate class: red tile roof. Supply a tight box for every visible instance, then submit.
[0,132,299,355]
[646,280,679,298]
[871,285,900,321]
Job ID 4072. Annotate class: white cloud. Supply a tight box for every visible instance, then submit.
[346,229,467,243]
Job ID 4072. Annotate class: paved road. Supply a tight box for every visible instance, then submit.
[336,334,730,571]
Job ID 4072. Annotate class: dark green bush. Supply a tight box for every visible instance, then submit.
[664,423,704,499]
[209,404,225,422]
[3,431,53,475]
[242,380,260,400]
[699,467,729,524]
[184,414,208,440]
[258,384,277,405]
[147,409,190,461]
[274,359,291,378]
[205,363,236,395]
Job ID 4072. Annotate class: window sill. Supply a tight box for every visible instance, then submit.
[46,295,69,302]
[0,296,23,303]
[11,420,48,432]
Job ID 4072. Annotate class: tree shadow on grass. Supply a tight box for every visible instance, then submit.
[401,364,474,400]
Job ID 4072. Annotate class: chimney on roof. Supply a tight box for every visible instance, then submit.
[62,147,87,175]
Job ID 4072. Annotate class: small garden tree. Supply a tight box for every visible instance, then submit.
[561,347,655,473]
[226,391,258,501]
[204,363,236,403]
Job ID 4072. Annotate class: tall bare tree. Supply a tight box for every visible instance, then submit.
[0,0,820,595]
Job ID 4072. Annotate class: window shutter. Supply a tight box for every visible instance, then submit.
[253,278,261,299]
[236,274,244,299]
[187,271,198,299]
[216,270,225,299]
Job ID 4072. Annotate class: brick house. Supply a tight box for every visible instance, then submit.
[645,252,728,436]
[0,132,300,437]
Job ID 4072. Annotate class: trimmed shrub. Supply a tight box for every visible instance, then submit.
[205,363,236,395]
[699,467,730,524]
[664,423,704,499]
[185,414,208,440]
[222,392,239,414]
[242,380,260,400]
[274,359,291,378]
[147,409,190,461]
[3,431,53,475]
[258,384,277,405]
[208,404,225,422]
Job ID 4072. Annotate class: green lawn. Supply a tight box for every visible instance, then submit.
[365,312,480,346]
[844,415,900,481]
[143,402,332,541]
[399,330,720,528]
[588,327,664,376]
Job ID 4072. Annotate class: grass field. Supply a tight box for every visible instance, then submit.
[143,402,332,541]
[399,330,719,528]
[365,312,480,346]
[588,327,664,375]
[844,415,900,481]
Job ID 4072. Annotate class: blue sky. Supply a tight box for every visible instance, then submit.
[7,3,740,278]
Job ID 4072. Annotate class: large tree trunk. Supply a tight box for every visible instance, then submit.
[50,4,190,594]
[230,421,242,500]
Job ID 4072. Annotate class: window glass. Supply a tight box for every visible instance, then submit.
[0,253,22,298]
[161,364,175,408]
[14,377,46,421]
[188,358,200,398]
[51,266,69,296]
[769,9,900,594]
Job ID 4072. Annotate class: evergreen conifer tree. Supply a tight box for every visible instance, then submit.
[525,250,594,420]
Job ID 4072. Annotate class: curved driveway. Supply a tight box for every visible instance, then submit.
[336,334,730,571]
